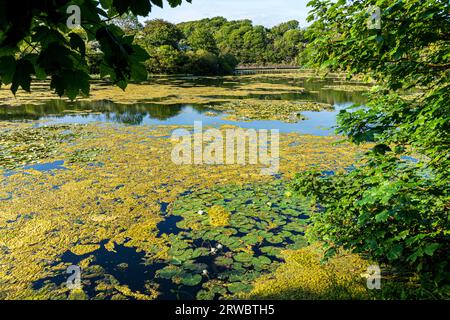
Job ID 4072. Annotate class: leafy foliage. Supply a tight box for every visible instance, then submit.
[135,16,309,75]
[292,0,449,298]
[136,19,238,75]
[179,18,307,66]
[0,0,191,98]
[141,19,184,48]
[109,13,144,34]
[187,27,219,54]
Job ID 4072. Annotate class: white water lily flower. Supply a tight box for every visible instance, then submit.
[210,248,217,254]
[202,269,208,276]
[198,210,204,215]
[216,244,223,250]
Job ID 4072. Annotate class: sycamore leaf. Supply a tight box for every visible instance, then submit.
[11,59,34,94]
[0,56,16,85]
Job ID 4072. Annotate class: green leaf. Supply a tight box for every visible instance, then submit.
[234,252,253,263]
[252,255,271,268]
[227,282,253,293]
[37,42,74,73]
[424,243,440,256]
[157,266,183,279]
[387,244,403,261]
[50,70,90,100]
[181,274,202,286]
[196,290,215,300]
[100,0,113,8]
[215,256,233,267]
[130,0,152,16]
[150,0,163,8]
[130,63,148,82]
[11,59,34,94]
[112,0,133,15]
[0,56,16,85]
[375,210,390,222]
[69,33,86,57]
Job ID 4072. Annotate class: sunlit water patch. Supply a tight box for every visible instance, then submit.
[1,102,355,136]
[0,76,367,136]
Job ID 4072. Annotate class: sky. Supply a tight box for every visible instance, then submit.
[144,0,311,28]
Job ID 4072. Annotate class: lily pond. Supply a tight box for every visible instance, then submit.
[0,73,372,300]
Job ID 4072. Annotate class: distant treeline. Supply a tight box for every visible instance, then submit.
[87,15,307,76]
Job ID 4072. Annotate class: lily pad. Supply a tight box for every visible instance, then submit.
[181,274,203,286]
[227,282,253,293]
[234,252,253,263]
[157,266,183,279]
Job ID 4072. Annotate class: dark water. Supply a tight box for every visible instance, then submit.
[32,242,178,300]
[0,77,367,136]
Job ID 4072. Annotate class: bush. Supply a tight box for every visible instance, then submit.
[186,50,238,76]
[145,45,188,74]
[218,53,239,75]
[291,160,449,298]
[292,0,449,299]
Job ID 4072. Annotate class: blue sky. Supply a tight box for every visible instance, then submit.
[145,0,310,27]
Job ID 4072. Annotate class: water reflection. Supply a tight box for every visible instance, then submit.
[0,77,367,135]
[0,100,191,123]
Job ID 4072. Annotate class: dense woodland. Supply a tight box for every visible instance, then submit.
[95,15,307,75]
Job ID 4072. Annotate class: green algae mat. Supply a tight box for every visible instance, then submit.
[0,74,374,300]
[0,122,370,300]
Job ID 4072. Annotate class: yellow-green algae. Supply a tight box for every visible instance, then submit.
[0,78,304,106]
[322,84,371,92]
[207,100,333,123]
[0,123,84,170]
[207,205,231,227]
[0,72,377,299]
[239,245,371,300]
[70,244,101,256]
[0,72,372,107]
[0,122,371,299]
